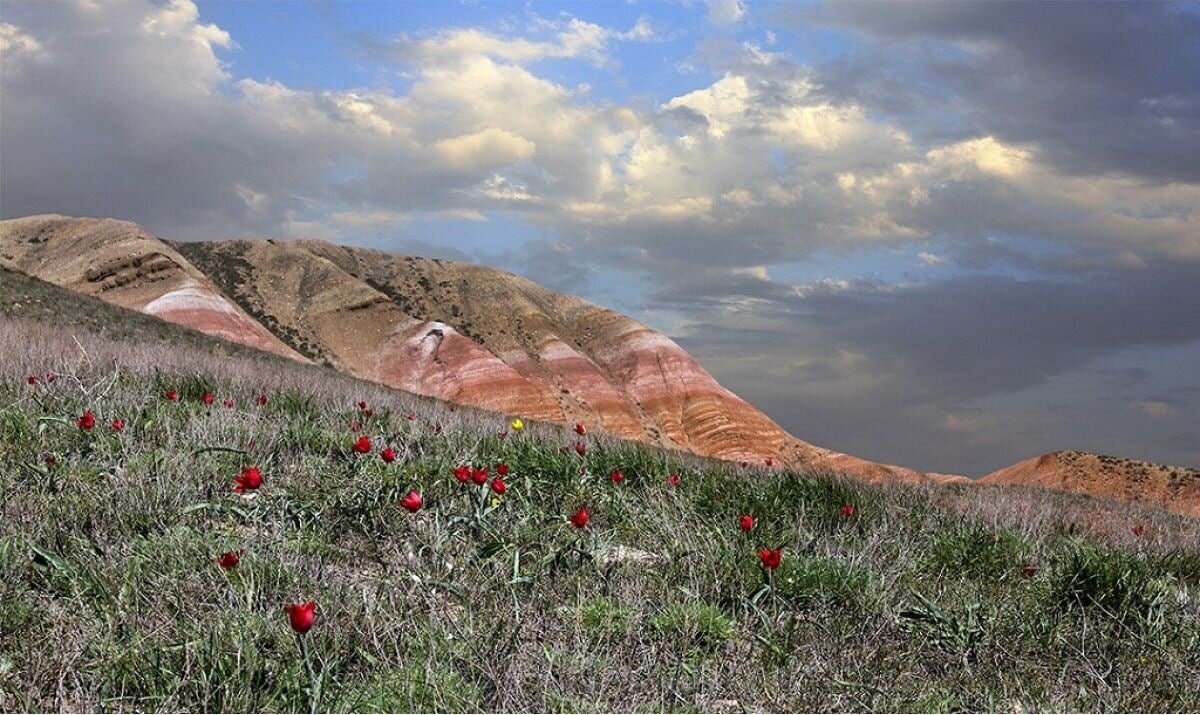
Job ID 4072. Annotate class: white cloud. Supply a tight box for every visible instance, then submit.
[0,22,44,60]
[705,0,746,26]
[435,128,536,170]
[397,15,655,68]
[926,136,1031,179]
[477,174,534,202]
[329,209,409,227]
[140,0,231,52]
[663,74,751,139]
[918,252,946,266]
[2,0,1197,271]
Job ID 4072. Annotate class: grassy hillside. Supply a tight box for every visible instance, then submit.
[1,272,1199,712]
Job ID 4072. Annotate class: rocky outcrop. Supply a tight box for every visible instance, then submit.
[981,451,1200,517]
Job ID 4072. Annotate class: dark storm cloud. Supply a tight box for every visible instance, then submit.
[666,260,1200,473]
[663,261,1200,403]
[788,1,1200,182]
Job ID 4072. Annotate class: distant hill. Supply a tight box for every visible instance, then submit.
[982,451,1200,517]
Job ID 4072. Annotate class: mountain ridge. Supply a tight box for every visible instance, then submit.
[3,213,1196,514]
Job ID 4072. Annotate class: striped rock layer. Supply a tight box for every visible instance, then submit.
[5,214,1198,515]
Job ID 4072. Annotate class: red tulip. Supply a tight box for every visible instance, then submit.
[45,371,57,383]
[569,507,590,529]
[255,394,268,406]
[284,600,317,634]
[759,548,782,570]
[214,549,243,569]
[348,420,362,433]
[379,447,396,463]
[1020,564,1039,578]
[234,465,263,493]
[765,458,774,467]
[353,435,372,454]
[363,409,374,417]
[76,410,96,430]
[433,423,443,434]
[223,398,236,408]
[26,375,39,385]
[358,401,368,410]
[667,473,681,488]
[574,422,586,436]
[609,469,625,484]
[496,463,510,476]
[109,417,125,432]
[497,430,507,440]
[840,503,856,518]
[201,392,215,406]
[739,461,749,468]
[738,515,755,532]
[44,454,58,468]
[399,490,423,512]
[165,389,179,401]
[453,465,471,483]
[574,441,586,456]
[407,412,417,421]
[471,467,489,485]
[491,477,507,495]
[1132,525,1146,537]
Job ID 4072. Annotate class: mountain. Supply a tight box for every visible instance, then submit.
[1,214,921,481]
[981,451,1200,517]
[2,213,1197,514]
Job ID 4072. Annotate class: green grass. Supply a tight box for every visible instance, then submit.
[1,274,1199,711]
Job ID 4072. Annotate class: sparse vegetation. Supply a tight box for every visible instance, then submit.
[1,270,1199,711]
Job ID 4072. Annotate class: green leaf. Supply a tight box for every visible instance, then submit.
[30,543,71,575]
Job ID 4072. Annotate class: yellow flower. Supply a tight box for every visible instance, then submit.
[490,496,502,507]
[510,418,524,431]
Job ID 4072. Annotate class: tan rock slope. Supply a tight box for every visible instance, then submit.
[0,215,304,361]
[3,214,1196,515]
[981,451,1200,517]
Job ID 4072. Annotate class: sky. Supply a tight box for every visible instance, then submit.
[1,0,1197,474]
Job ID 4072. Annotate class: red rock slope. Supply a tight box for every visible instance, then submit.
[981,451,1200,517]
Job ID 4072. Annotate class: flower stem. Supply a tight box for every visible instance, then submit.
[296,633,320,713]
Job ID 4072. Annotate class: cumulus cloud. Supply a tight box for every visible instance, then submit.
[0,21,43,59]
[434,128,537,170]
[788,0,1200,182]
[2,0,1197,472]
[705,0,746,27]
[392,15,656,68]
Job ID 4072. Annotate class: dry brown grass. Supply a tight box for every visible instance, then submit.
[1,273,1199,712]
